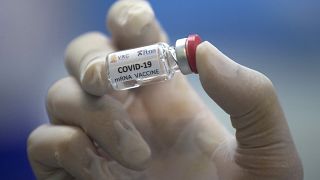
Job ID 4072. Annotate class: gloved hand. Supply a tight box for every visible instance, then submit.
[27,0,303,179]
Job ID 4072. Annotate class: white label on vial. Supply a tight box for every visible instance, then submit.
[107,44,161,84]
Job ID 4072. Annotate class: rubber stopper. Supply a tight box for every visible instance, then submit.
[186,34,202,73]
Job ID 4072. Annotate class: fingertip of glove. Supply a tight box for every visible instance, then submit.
[107,0,154,36]
[80,59,108,96]
[196,41,218,60]
[196,41,216,74]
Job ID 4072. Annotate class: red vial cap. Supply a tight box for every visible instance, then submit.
[186,34,202,73]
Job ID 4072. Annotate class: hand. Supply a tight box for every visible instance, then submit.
[27,0,303,179]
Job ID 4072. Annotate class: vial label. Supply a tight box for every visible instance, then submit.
[107,45,162,86]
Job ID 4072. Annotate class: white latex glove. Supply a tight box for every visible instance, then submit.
[27,0,303,179]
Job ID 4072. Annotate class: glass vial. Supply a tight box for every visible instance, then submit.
[106,34,202,90]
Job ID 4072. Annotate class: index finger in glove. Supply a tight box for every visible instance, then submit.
[65,0,167,97]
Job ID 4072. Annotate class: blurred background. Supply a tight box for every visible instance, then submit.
[0,0,319,179]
